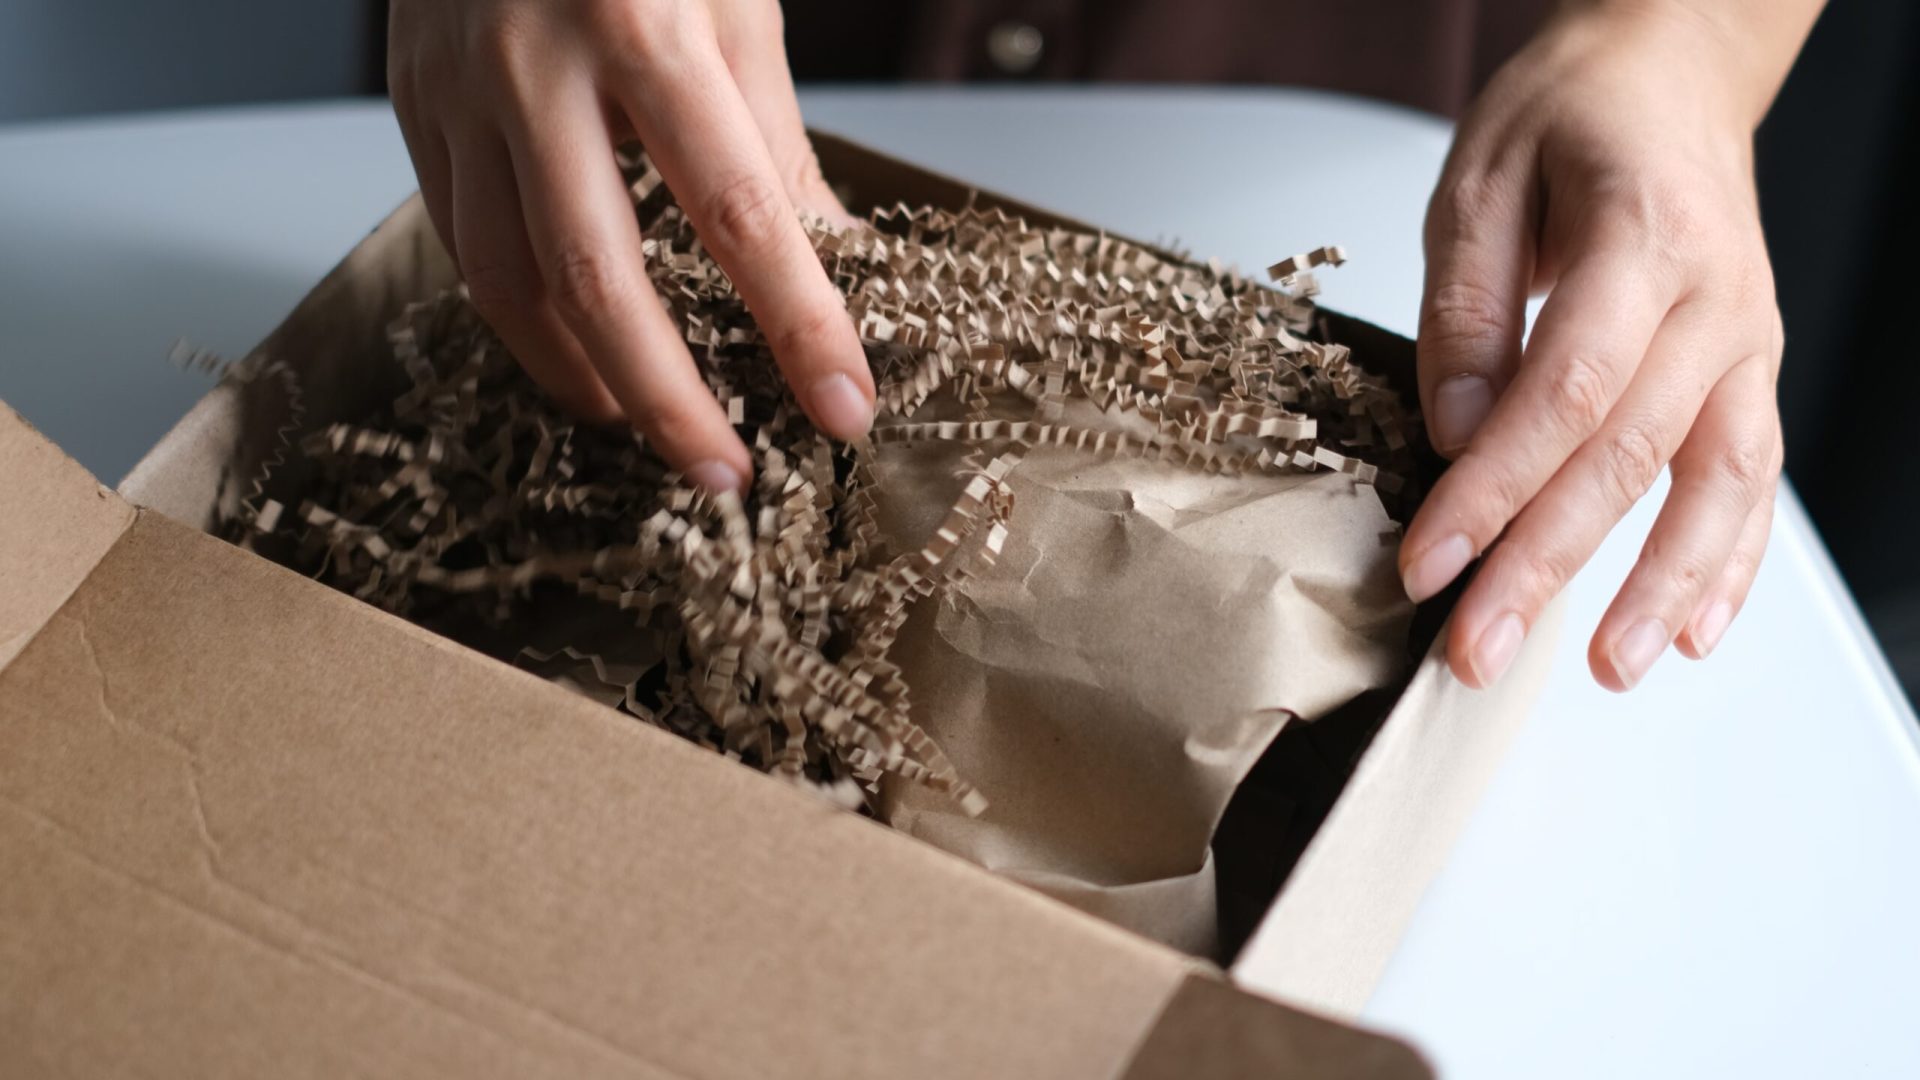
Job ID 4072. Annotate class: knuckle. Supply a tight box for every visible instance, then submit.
[1453,448,1532,523]
[769,305,846,363]
[546,244,630,322]
[598,0,706,67]
[1595,177,1700,279]
[454,24,547,107]
[461,258,532,312]
[1595,421,1665,508]
[1644,542,1717,599]
[473,10,539,75]
[784,146,833,203]
[596,2,654,58]
[1420,281,1511,357]
[1609,176,1695,239]
[1714,434,1775,504]
[698,173,789,259]
[1499,540,1581,605]
[1542,353,1613,435]
[1431,173,1506,240]
[1723,542,1761,580]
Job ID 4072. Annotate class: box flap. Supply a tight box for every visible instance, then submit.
[1118,971,1431,1080]
[1,492,1194,1077]
[119,200,457,531]
[0,402,135,671]
[1233,593,1565,1013]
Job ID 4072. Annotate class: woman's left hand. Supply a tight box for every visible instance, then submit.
[1404,1,1810,692]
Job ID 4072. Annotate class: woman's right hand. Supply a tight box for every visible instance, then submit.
[387,0,874,494]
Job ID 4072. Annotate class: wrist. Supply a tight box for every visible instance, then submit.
[1559,0,1823,128]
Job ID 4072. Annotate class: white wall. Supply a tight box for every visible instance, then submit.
[0,0,372,121]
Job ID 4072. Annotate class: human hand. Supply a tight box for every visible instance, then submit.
[387,0,873,494]
[1405,2,1816,691]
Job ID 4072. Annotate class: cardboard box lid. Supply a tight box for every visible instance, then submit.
[0,399,1429,1077]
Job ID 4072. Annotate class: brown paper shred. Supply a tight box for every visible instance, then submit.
[222,148,1413,817]
[1265,244,1347,283]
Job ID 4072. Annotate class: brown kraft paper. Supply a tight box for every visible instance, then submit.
[870,402,1411,955]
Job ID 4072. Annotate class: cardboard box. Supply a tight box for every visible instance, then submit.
[0,134,1558,1077]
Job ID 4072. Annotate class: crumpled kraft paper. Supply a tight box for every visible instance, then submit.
[869,400,1411,954]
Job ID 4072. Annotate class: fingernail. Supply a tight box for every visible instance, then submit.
[1403,532,1475,603]
[685,459,745,495]
[1432,374,1495,455]
[808,373,874,440]
[1690,601,1733,658]
[1472,612,1527,687]
[1609,618,1670,690]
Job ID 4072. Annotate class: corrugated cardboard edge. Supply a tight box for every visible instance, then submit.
[0,402,135,671]
[1119,969,1432,1080]
[120,206,455,531]
[1233,594,1566,1015]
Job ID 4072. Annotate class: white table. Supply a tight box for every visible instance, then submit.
[4,90,1916,1079]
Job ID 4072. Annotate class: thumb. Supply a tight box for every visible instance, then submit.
[1417,170,1534,458]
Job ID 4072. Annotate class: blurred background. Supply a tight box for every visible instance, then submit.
[3,0,1916,701]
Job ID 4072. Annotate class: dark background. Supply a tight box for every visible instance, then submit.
[4,0,1915,699]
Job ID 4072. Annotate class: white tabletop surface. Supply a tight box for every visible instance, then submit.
[3,89,1917,1079]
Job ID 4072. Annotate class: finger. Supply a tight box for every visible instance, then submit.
[736,71,853,225]
[450,134,622,424]
[1417,146,1535,458]
[1402,241,1677,605]
[614,27,875,442]
[1589,356,1781,691]
[1675,484,1774,660]
[716,9,856,224]
[1676,301,1784,661]
[503,80,751,492]
[1440,300,1716,687]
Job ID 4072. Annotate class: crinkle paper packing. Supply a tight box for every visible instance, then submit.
[220,149,1419,953]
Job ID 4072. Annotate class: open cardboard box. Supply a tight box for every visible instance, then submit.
[0,133,1558,1078]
